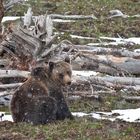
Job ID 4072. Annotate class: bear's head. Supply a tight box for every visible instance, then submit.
[31,57,72,86]
[48,57,72,86]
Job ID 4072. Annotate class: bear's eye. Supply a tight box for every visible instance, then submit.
[59,73,64,79]
[67,71,71,75]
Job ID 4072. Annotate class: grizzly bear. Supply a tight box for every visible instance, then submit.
[10,57,73,125]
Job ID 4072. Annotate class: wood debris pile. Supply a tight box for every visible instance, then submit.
[0,7,140,106]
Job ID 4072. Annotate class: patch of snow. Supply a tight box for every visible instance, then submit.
[72,112,88,117]
[134,49,140,53]
[0,112,13,122]
[125,37,140,45]
[112,108,140,122]
[72,108,140,123]
[1,108,140,123]
[90,112,103,119]
[92,112,116,122]
[2,115,13,121]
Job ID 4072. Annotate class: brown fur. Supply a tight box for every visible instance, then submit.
[10,58,73,125]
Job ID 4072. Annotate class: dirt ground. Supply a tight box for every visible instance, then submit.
[0,118,140,140]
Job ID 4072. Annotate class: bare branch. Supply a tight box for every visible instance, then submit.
[23,7,33,29]
[46,15,53,38]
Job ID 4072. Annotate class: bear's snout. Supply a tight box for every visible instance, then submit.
[63,75,71,86]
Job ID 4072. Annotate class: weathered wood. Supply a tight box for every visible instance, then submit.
[0,90,14,97]
[72,52,140,75]
[72,54,127,75]
[0,83,22,89]
[1,6,140,109]
[0,73,140,91]
[50,14,97,20]
[23,7,33,28]
[0,70,30,78]
[37,34,58,59]
[72,75,140,87]
[1,9,67,69]
[0,59,9,66]
[123,96,140,102]
[13,27,42,53]
[41,39,69,59]
[68,45,140,59]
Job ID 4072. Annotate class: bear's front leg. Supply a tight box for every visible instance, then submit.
[56,97,74,120]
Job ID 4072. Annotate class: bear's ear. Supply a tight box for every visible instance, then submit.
[48,61,55,71]
[65,56,71,64]
[31,67,45,76]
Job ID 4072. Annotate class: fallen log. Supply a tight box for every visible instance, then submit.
[0,90,14,97]
[0,70,30,78]
[50,14,97,20]
[72,75,140,87]
[0,83,22,89]
[72,53,140,75]
[69,45,140,59]
[0,73,140,106]
[0,73,140,92]
[123,96,140,102]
